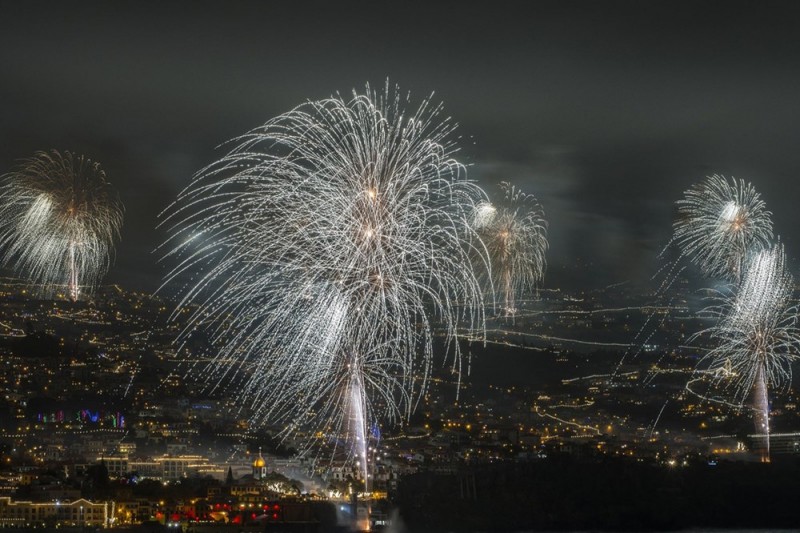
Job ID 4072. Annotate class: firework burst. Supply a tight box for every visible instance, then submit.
[673,174,772,282]
[474,182,547,316]
[693,244,800,459]
[699,244,799,404]
[162,85,487,465]
[0,150,123,300]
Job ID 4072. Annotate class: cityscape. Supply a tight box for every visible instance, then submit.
[1,1,800,532]
[0,275,797,530]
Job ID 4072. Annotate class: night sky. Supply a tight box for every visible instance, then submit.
[2,1,800,292]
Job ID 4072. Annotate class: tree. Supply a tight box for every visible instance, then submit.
[83,460,111,500]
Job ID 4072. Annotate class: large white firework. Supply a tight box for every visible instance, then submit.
[699,244,799,404]
[474,182,547,316]
[162,85,487,465]
[0,150,123,300]
[673,174,773,282]
[694,244,799,458]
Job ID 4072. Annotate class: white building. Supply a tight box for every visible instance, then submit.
[0,497,110,528]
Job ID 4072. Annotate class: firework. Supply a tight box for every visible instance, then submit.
[475,182,547,316]
[701,245,798,400]
[162,85,486,466]
[0,150,124,300]
[673,174,772,282]
[697,244,800,458]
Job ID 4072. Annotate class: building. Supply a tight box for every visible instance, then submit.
[97,456,128,478]
[0,497,110,528]
[128,455,222,481]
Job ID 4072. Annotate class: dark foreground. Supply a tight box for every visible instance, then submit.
[396,454,800,531]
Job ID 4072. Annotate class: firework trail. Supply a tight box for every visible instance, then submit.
[162,85,487,469]
[344,355,369,486]
[474,182,547,317]
[673,174,773,283]
[0,150,123,301]
[648,400,669,439]
[694,244,799,458]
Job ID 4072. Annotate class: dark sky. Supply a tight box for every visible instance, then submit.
[2,1,800,292]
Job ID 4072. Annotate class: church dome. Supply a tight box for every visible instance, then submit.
[253,448,266,469]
